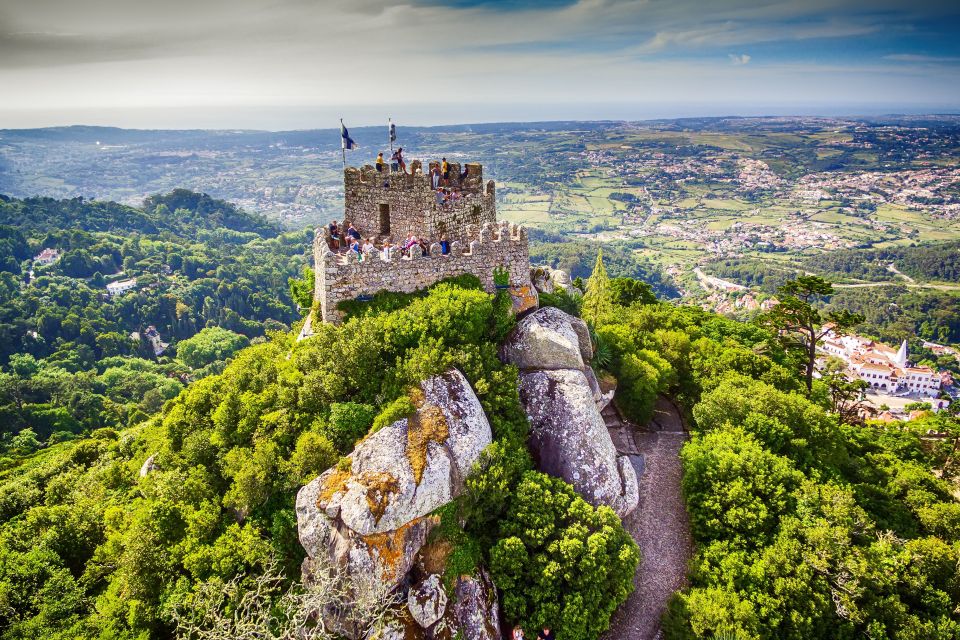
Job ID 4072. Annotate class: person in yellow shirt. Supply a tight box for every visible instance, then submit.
[376,152,386,172]
[441,157,450,185]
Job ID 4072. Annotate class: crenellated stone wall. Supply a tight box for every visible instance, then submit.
[314,221,531,324]
[342,161,496,242]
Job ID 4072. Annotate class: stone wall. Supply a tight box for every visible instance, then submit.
[314,221,531,324]
[342,162,496,243]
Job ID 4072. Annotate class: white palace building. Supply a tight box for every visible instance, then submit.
[820,330,942,397]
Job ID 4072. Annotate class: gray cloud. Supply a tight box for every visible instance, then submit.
[0,0,957,127]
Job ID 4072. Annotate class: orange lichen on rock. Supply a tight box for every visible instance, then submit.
[416,537,454,576]
[362,515,440,582]
[509,284,538,315]
[316,468,351,507]
[408,387,426,408]
[357,471,400,524]
[406,403,450,485]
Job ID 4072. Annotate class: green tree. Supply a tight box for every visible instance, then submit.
[764,276,863,393]
[489,471,639,640]
[176,327,249,369]
[609,277,656,307]
[820,356,869,424]
[9,427,42,454]
[288,266,314,313]
[581,250,613,326]
[681,425,801,546]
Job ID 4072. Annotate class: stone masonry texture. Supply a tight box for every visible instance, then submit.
[314,161,532,324]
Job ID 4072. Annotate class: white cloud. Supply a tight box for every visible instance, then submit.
[729,53,752,65]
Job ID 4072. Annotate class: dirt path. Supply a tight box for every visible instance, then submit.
[603,398,692,640]
[886,262,916,284]
[693,266,746,292]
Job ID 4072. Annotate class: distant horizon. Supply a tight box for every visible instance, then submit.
[3,103,960,132]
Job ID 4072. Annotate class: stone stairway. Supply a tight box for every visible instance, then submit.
[604,402,641,456]
[648,396,685,434]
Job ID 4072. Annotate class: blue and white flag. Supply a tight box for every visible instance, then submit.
[389,119,396,143]
[340,120,357,150]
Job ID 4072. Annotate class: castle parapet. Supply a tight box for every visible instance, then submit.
[313,222,531,324]
[344,161,484,193]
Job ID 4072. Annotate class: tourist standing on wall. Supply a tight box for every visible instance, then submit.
[392,147,406,173]
[441,157,450,185]
[376,152,386,172]
[431,165,441,189]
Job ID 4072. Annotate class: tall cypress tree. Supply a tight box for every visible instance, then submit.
[582,249,613,325]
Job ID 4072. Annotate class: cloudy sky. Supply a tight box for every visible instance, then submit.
[2,0,959,129]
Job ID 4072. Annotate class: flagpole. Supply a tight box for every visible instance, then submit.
[340,118,346,171]
[388,117,394,156]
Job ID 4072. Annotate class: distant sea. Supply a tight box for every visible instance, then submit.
[2,102,958,131]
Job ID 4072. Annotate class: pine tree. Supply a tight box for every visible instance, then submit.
[582,250,613,325]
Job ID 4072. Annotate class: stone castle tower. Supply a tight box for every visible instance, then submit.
[313,159,535,324]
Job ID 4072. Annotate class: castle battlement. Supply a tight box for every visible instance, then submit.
[345,160,488,194]
[313,221,531,324]
[313,161,535,324]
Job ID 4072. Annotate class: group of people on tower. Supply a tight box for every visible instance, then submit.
[374,152,471,187]
[375,148,406,174]
[326,219,451,261]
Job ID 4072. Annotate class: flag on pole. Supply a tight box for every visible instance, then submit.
[340,120,357,150]
[389,119,396,143]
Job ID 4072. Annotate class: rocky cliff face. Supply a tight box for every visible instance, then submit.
[500,306,640,518]
[296,369,492,588]
[296,369,500,639]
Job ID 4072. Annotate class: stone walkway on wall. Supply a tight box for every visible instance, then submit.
[603,396,692,640]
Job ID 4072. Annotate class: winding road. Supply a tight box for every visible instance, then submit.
[603,397,692,640]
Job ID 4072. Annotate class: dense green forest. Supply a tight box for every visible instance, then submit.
[0,190,958,640]
[0,192,309,449]
[580,272,960,639]
[710,240,960,289]
[0,277,642,640]
[708,251,960,348]
[804,241,960,284]
[527,228,679,299]
[1,259,956,639]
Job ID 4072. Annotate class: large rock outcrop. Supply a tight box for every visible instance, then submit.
[450,568,502,640]
[519,368,639,517]
[502,307,639,518]
[498,305,592,371]
[364,567,501,640]
[296,369,492,588]
[407,574,447,629]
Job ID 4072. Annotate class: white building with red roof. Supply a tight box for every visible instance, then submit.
[33,248,60,265]
[820,331,942,398]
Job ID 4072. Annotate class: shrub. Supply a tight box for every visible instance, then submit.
[489,471,639,640]
[681,426,801,547]
[176,327,249,369]
[537,287,581,317]
[325,402,376,453]
[609,277,656,306]
[289,431,338,484]
[615,349,673,424]
[371,395,417,434]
